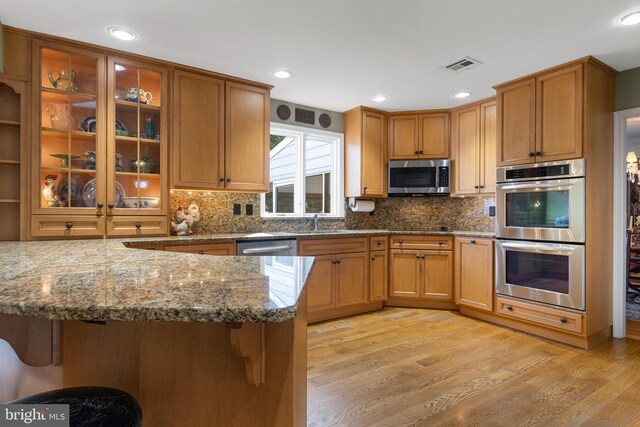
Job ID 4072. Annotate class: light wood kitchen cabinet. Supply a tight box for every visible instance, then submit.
[369,250,388,302]
[344,106,388,198]
[495,58,610,166]
[165,242,236,255]
[305,253,368,311]
[224,82,270,192]
[390,248,453,301]
[172,70,225,189]
[454,237,494,312]
[451,98,496,196]
[389,112,450,159]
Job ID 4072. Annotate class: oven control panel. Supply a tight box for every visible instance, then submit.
[497,158,585,183]
[506,164,570,180]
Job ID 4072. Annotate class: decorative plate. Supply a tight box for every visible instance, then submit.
[81,179,126,208]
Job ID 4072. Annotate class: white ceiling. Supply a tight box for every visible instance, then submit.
[2,0,640,112]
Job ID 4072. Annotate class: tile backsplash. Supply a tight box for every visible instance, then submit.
[169,192,496,234]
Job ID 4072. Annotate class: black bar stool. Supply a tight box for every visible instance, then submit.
[9,386,142,427]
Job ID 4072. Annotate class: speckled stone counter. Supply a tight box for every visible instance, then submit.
[125,229,495,246]
[0,239,313,323]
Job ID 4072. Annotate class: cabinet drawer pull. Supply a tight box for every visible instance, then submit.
[421,255,426,259]
[506,305,513,311]
[376,240,383,246]
[336,259,341,264]
[198,250,205,255]
[560,317,567,324]
[470,240,476,244]
[108,203,114,209]
[474,185,479,189]
[416,255,420,259]
[528,152,535,157]
[135,222,142,229]
[419,150,424,154]
[371,256,376,261]
[97,202,104,209]
[398,240,403,244]
[332,259,338,264]
[65,222,73,230]
[479,185,485,189]
[438,240,443,245]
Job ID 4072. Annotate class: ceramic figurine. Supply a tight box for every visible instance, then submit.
[171,202,201,235]
[42,175,60,207]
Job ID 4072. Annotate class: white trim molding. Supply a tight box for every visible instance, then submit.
[613,107,640,338]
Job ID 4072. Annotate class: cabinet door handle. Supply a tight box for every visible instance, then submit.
[108,203,114,209]
[414,150,419,155]
[528,152,535,157]
[398,240,403,244]
[363,186,368,192]
[371,256,376,261]
[506,305,513,311]
[376,240,383,246]
[535,151,541,156]
[416,255,421,259]
[470,240,476,244]
[419,150,424,154]
[226,178,232,183]
[135,222,142,229]
[560,317,567,324]
[479,185,485,189]
[219,177,225,182]
[474,185,479,189]
[97,202,104,209]
[65,222,73,230]
[337,259,341,264]
[421,255,426,259]
[332,259,338,264]
[438,240,443,245]
[198,250,205,255]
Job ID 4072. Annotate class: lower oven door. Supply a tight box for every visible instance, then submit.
[496,240,585,310]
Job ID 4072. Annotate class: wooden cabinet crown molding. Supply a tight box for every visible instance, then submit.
[4,25,273,90]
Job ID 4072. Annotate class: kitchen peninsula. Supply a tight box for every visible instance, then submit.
[0,239,312,426]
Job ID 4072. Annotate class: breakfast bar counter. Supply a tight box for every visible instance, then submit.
[0,239,313,426]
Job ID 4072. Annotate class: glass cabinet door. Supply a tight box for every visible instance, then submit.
[108,57,167,215]
[36,44,105,213]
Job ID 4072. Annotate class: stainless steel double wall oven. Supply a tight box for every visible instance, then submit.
[495,159,586,310]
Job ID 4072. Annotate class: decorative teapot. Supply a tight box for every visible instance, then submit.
[48,69,80,92]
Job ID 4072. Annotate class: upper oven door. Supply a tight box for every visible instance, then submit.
[496,178,585,242]
[388,160,448,194]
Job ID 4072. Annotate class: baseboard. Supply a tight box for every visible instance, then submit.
[384,298,458,310]
[308,302,384,324]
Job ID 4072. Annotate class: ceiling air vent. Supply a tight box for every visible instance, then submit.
[445,56,483,73]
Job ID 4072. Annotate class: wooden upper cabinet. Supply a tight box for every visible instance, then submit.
[225,82,270,192]
[496,79,536,166]
[421,250,453,301]
[172,71,224,189]
[389,113,450,159]
[536,64,583,162]
[480,101,497,194]
[389,115,419,159]
[419,113,450,158]
[454,237,494,312]
[453,105,480,195]
[344,106,387,198]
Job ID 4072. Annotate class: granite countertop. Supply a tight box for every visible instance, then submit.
[0,240,313,323]
[125,229,495,246]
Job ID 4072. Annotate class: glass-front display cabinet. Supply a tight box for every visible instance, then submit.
[107,57,167,216]
[33,42,106,215]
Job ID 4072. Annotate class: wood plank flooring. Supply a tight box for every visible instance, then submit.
[307,308,640,427]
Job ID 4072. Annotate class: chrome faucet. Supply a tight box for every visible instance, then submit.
[313,213,320,232]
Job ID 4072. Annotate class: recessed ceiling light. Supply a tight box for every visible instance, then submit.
[453,91,472,99]
[620,10,640,25]
[372,95,388,102]
[273,69,292,79]
[115,64,126,72]
[107,26,137,41]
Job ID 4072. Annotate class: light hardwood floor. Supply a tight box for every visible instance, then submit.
[308,308,640,426]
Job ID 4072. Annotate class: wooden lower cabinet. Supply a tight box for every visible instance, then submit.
[369,250,388,302]
[106,216,168,237]
[454,237,494,312]
[31,215,105,238]
[164,242,235,256]
[336,252,368,306]
[390,249,453,301]
[306,255,336,312]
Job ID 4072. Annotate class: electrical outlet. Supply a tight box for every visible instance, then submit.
[489,206,496,217]
[233,204,241,215]
[246,204,254,216]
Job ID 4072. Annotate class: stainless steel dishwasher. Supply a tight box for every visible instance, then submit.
[236,239,297,256]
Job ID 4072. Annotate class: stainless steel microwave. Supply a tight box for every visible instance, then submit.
[388,160,450,195]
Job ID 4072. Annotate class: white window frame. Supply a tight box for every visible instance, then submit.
[261,123,344,218]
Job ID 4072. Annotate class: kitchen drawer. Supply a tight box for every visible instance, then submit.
[496,296,584,335]
[106,216,168,237]
[369,236,388,251]
[390,235,452,250]
[164,242,236,256]
[31,215,105,238]
[298,237,368,256]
